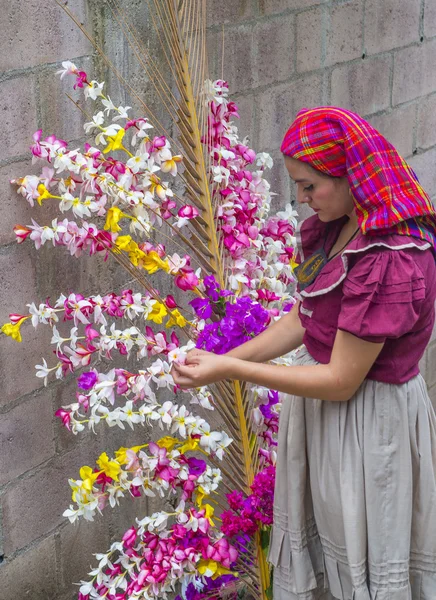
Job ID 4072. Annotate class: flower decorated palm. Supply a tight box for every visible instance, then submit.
[1,2,298,599]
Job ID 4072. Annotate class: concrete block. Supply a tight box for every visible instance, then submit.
[369,104,416,159]
[59,518,111,589]
[1,441,101,553]
[38,58,93,143]
[255,15,295,87]
[0,391,55,486]
[325,1,363,68]
[0,245,37,325]
[268,150,292,214]
[425,343,436,389]
[231,94,255,145]
[0,535,57,600]
[409,147,436,199]
[206,26,255,94]
[0,77,38,161]
[417,94,436,150]
[206,0,254,26]
[259,0,325,15]
[365,0,420,55]
[0,0,91,72]
[330,56,391,116]
[393,39,436,106]
[256,74,322,150]
[0,323,53,407]
[296,7,324,73]
[424,0,436,38]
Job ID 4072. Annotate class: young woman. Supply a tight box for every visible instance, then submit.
[172,107,436,599]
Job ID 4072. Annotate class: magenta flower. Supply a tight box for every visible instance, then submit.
[177,205,199,219]
[122,526,137,548]
[55,408,72,431]
[73,70,88,89]
[174,268,199,291]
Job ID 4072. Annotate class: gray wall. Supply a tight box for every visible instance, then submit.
[0,0,435,598]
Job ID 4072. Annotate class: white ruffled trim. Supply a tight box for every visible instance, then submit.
[300,239,431,299]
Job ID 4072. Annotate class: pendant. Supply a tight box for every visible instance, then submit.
[294,248,328,291]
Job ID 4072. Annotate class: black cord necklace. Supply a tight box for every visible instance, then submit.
[294,226,360,291]
[326,226,360,262]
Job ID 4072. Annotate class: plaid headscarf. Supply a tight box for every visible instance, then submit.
[281,106,436,250]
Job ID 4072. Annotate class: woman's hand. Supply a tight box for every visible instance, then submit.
[172,350,236,389]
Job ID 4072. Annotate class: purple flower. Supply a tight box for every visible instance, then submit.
[187,457,207,476]
[77,370,98,390]
[189,297,213,319]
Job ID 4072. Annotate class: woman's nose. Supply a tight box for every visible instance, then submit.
[297,191,311,204]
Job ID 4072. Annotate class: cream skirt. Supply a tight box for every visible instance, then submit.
[269,347,436,600]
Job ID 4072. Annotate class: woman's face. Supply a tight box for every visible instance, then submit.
[284,156,354,222]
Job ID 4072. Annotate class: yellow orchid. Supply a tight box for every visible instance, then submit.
[115,444,148,465]
[1,317,30,343]
[197,560,235,580]
[114,236,147,266]
[104,206,134,233]
[78,466,100,493]
[165,308,187,329]
[36,183,61,205]
[157,436,180,451]
[178,437,199,454]
[103,128,131,155]
[114,234,134,251]
[203,503,215,526]
[290,256,299,271]
[141,251,170,274]
[148,301,168,324]
[96,452,121,481]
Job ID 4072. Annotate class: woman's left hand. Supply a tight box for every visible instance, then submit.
[171,351,236,389]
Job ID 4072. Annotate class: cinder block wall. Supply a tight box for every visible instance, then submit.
[0,1,164,599]
[207,0,436,403]
[1,1,436,599]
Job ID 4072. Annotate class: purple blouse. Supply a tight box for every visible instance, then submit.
[295,215,436,384]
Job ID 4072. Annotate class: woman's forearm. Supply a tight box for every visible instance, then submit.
[225,301,305,363]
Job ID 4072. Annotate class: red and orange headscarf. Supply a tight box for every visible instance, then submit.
[281,106,436,250]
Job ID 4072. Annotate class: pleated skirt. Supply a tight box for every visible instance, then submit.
[268,347,436,600]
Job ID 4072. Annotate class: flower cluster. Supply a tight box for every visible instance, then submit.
[220,465,275,538]
[204,80,297,311]
[194,294,271,355]
[76,510,238,600]
[64,436,228,522]
[11,61,201,293]
[1,66,300,600]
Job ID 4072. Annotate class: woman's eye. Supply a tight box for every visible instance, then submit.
[303,184,314,192]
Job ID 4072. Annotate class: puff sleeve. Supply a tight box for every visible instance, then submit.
[337,249,426,343]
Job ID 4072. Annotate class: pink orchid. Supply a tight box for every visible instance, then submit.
[174,268,199,291]
[73,70,88,89]
[8,313,29,325]
[55,408,72,430]
[235,144,256,164]
[177,205,199,219]
[160,198,177,219]
[164,294,179,309]
[122,527,137,548]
